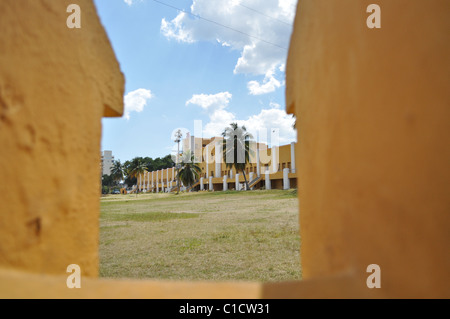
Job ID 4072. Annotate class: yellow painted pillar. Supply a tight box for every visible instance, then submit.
[286,0,450,298]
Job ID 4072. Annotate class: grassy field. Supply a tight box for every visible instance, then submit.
[99,189,301,282]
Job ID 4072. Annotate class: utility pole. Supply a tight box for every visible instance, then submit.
[174,129,182,195]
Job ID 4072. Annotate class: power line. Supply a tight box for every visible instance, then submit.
[237,2,293,27]
[151,0,288,50]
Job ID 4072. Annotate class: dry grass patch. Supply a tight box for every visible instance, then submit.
[99,189,301,282]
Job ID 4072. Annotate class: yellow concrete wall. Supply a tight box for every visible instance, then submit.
[0,268,262,299]
[170,138,294,182]
[0,0,124,277]
[278,144,291,170]
[196,143,292,178]
[163,169,167,183]
[286,0,450,297]
[268,171,283,180]
[259,147,272,171]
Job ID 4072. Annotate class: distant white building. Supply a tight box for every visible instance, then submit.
[101,150,114,176]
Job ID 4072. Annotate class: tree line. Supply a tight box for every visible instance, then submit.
[102,155,174,193]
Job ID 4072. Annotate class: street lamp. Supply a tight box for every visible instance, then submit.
[174,129,183,194]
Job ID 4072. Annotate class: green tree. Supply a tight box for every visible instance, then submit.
[177,150,201,191]
[126,158,148,195]
[222,122,254,191]
[101,174,114,187]
[110,160,124,184]
[122,160,135,187]
[121,155,174,190]
[101,174,115,194]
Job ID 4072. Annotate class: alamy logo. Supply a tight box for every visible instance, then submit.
[170,121,281,171]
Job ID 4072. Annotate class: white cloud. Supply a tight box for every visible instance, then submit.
[124,88,153,120]
[186,92,296,144]
[185,92,232,111]
[203,108,237,138]
[239,107,296,145]
[161,13,195,43]
[247,71,283,95]
[269,102,281,109]
[160,0,297,92]
[124,0,143,6]
[186,92,234,137]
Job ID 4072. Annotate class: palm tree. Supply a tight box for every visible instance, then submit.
[222,123,254,191]
[177,150,201,191]
[127,158,148,196]
[110,160,124,184]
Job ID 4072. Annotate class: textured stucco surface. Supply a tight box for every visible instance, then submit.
[0,269,262,299]
[0,0,124,277]
[286,0,450,297]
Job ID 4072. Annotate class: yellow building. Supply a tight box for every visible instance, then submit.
[137,136,297,193]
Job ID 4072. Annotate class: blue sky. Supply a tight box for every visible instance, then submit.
[95,0,297,162]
